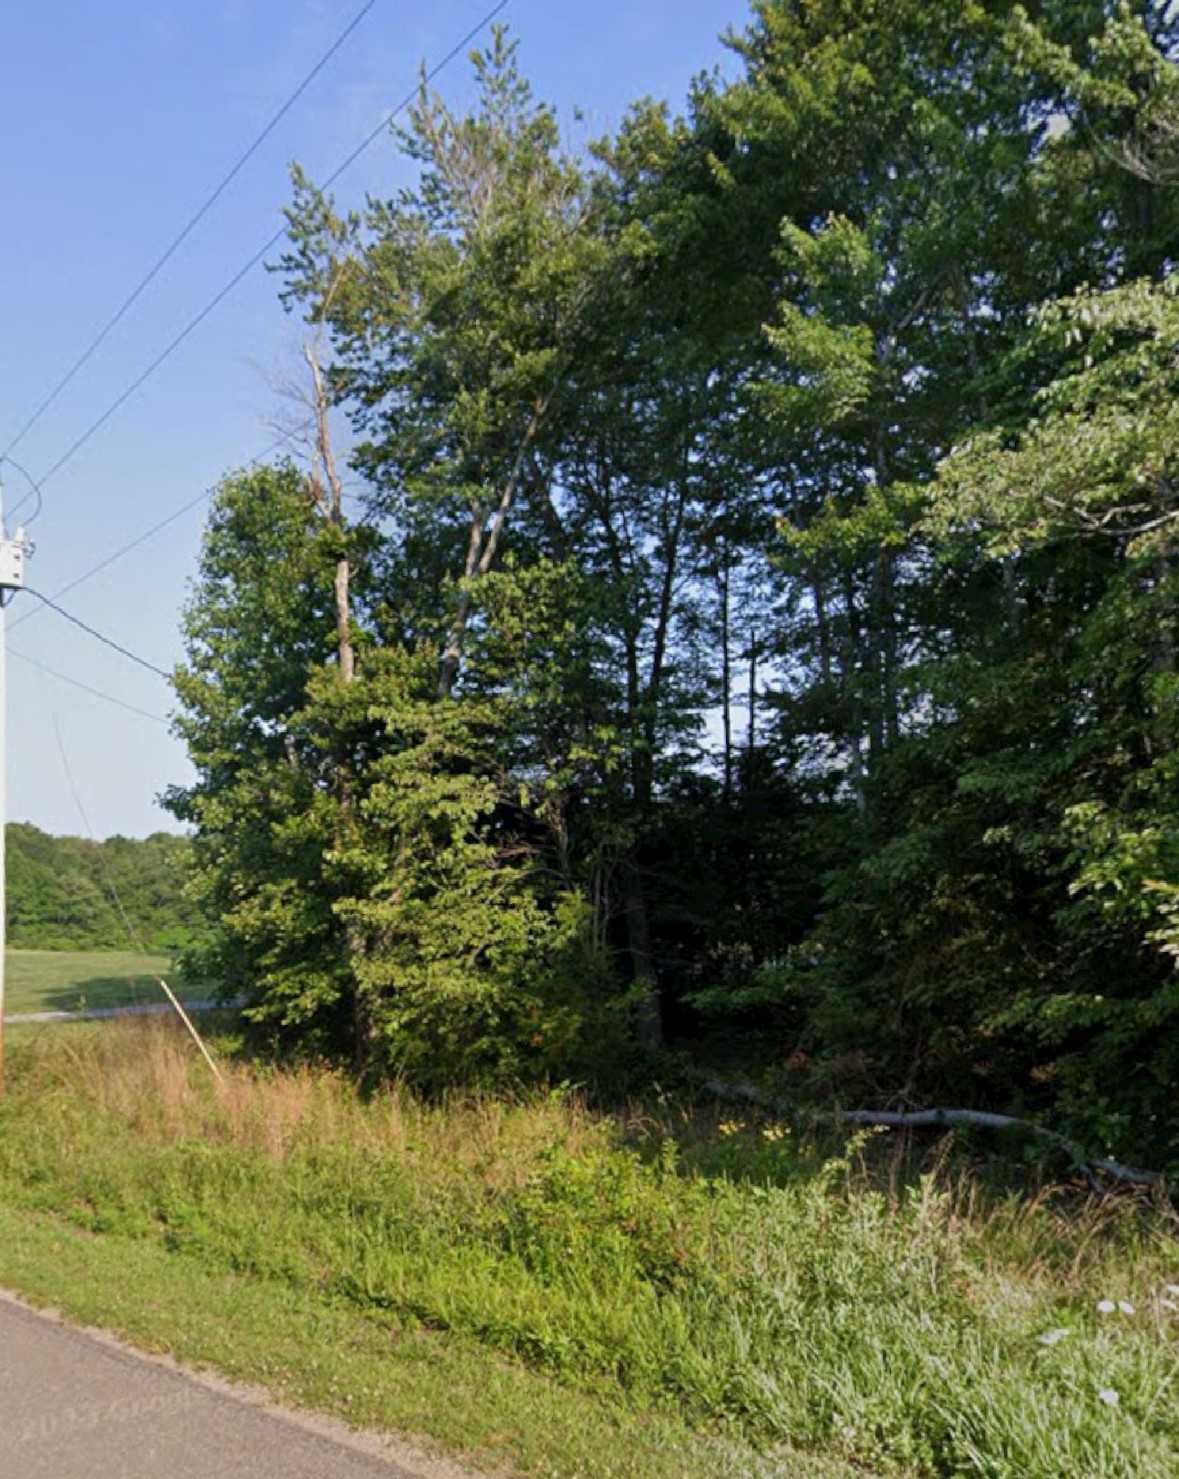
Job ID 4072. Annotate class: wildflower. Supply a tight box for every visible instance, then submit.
[1096,1299,1117,1314]
[1037,1328,1070,1346]
[1161,1299,1178,1313]
[1165,1284,1179,1298]
[719,1120,743,1138]
[762,1124,787,1144]
[1097,1388,1120,1407]
[1117,1300,1135,1315]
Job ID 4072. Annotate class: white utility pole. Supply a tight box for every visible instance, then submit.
[0,469,31,1091]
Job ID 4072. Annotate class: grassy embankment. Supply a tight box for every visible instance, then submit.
[4,949,176,1015]
[0,1023,1177,1479]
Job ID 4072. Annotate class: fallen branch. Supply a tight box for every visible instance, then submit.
[705,1079,1163,1191]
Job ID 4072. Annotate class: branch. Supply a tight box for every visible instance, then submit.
[437,396,548,697]
[303,340,344,523]
[706,1080,1163,1191]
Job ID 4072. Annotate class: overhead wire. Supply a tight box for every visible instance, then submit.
[8,425,309,635]
[47,705,159,949]
[43,694,222,1080]
[7,0,510,631]
[9,647,170,727]
[10,487,214,634]
[2,0,382,461]
[29,0,511,495]
[0,454,44,524]
[5,1,511,763]
[24,590,172,680]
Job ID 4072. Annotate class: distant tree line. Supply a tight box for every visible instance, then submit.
[170,3,1179,1166]
[7,824,198,952]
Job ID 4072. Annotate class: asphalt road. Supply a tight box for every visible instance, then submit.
[4,1000,221,1025]
[0,1295,431,1478]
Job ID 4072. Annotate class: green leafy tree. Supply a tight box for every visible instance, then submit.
[6,824,199,952]
[167,2,1179,1161]
[166,463,359,1054]
[919,272,1179,1154]
[280,27,599,695]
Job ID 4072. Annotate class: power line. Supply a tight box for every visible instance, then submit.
[31,0,510,495]
[9,647,170,726]
[24,590,172,680]
[316,0,506,191]
[9,426,305,636]
[0,455,44,524]
[43,697,223,1079]
[3,0,381,461]
[7,2,508,644]
[11,488,212,634]
[47,706,153,947]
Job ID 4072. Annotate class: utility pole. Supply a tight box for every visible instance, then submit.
[0,469,31,1091]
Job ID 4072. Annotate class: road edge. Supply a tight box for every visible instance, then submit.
[0,1284,483,1479]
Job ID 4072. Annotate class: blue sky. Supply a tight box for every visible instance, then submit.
[0,0,747,838]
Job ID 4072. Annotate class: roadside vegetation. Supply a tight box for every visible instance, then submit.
[8,7,1179,1477]
[158,0,1179,1180]
[1,1022,1177,1479]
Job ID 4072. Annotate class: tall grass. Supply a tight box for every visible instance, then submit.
[2,1022,1177,1477]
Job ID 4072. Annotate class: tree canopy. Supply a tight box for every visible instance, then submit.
[6,824,198,952]
[170,5,1179,1166]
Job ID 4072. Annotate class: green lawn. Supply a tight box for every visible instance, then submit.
[3,949,178,1016]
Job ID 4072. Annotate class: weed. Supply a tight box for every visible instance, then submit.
[1,1022,1177,1477]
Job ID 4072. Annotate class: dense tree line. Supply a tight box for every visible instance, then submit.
[7,824,198,951]
[170,2,1179,1164]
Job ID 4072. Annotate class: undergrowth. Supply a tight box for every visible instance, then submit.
[1,1022,1177,1478]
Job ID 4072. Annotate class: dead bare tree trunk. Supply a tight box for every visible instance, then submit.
[706,1078,1163,1191]
[301,335,366,1063]
[438,396,547,698]
[747,628,760,758]
[304,340,354,685]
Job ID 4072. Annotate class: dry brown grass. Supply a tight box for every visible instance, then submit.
[28,1019,609,1189]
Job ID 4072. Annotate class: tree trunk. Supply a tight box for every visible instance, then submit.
[334,554,354,684]
[622,859,663,1048]
[875,549,899,749]
[747,628,759,757]
[840,572,870,819]
[706,1078,1162,1190]
[720,557,733,800]
[348,920,372,1074]
[303,338,354,686]
[438,397,546,698]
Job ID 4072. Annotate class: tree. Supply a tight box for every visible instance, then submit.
[280,27,599,695]
[5,825,199,952]
[175,35,610,1078]
[169,462,590,1079]
[918,271,1179,1156]
[167,464,358,1053]
[169,3,1179,1162]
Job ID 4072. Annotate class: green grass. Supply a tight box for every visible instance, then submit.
[4,949,179,1015]
[0,1205,860,1479]
[1,1022,1178,1478]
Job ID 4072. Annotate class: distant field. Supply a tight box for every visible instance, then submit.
[4,950,178,1016]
